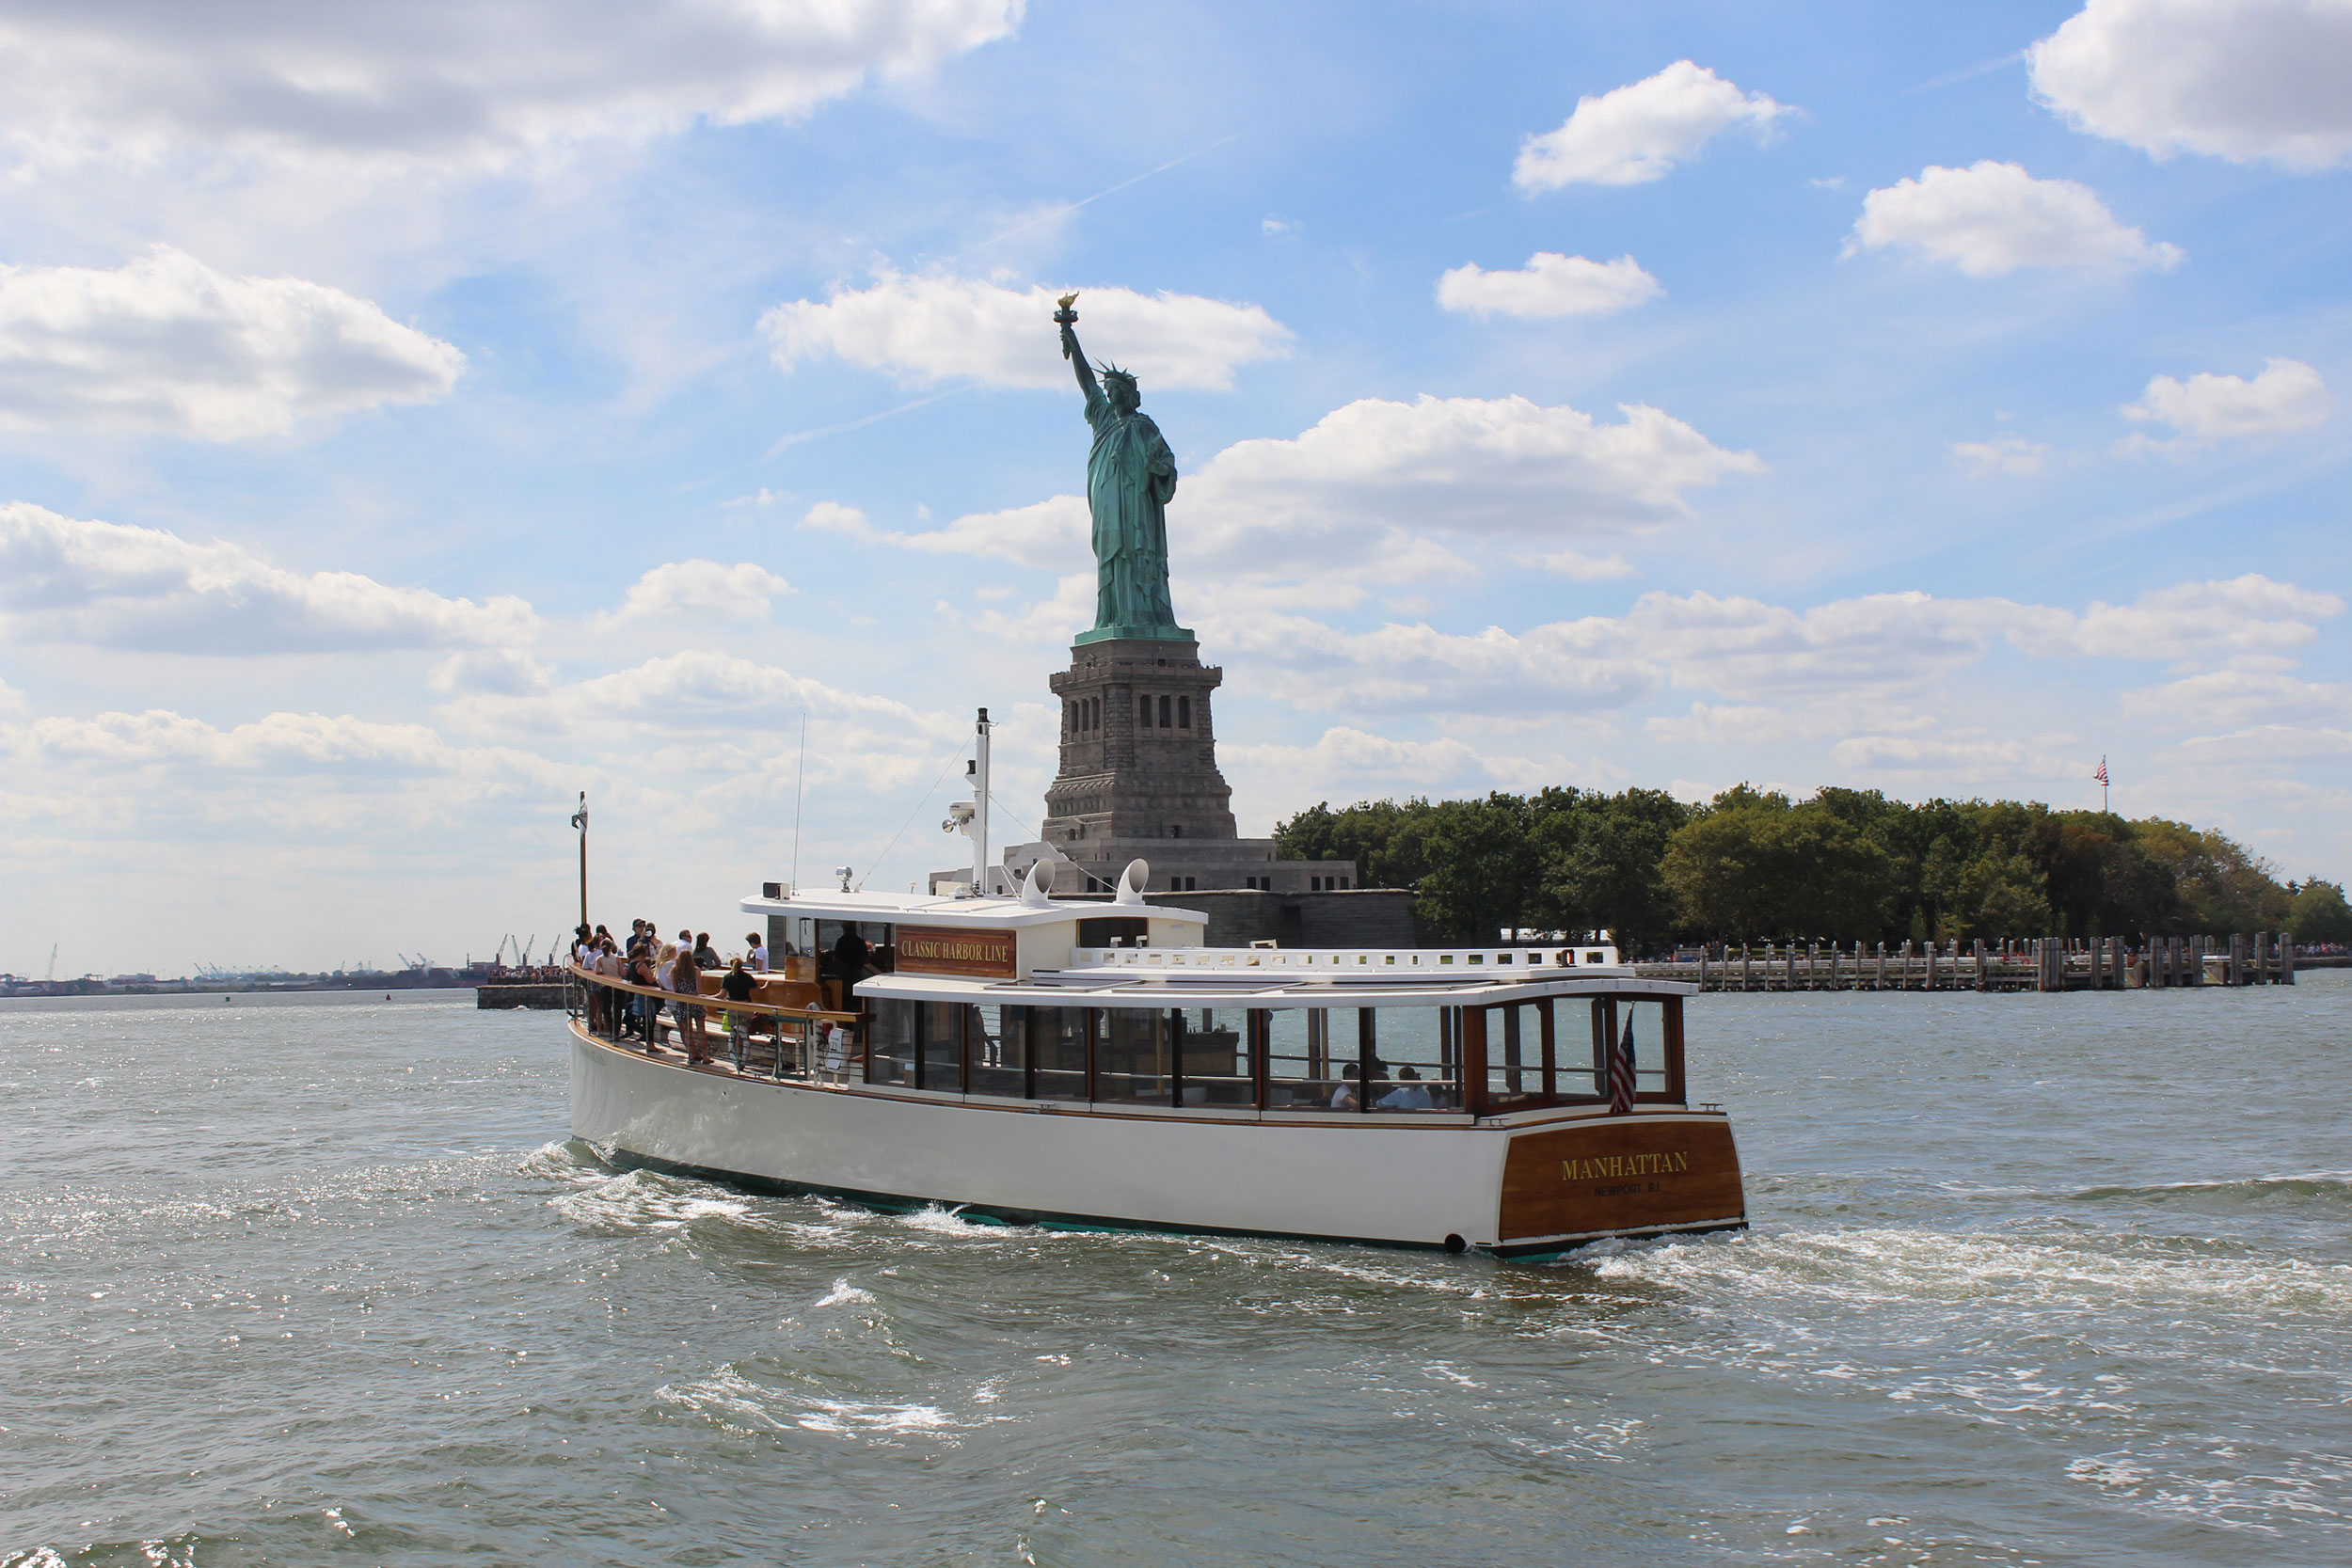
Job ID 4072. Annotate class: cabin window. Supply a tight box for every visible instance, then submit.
[1177,1007,1254,1106]
[962,1004,1025,1098]
[1097,1007,1172,1104]
[1600,997,1675,1100]
[1263,1008,1355,1111]
[917,1001,962,1091]
[1481,1000,1550,1109]
[1028,1006,1089,1100]
[867,997,917,1086]
[1177,696,1191,728]
[1365,1006,1459,1113]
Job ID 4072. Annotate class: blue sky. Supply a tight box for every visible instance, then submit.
[2,0,2346,975]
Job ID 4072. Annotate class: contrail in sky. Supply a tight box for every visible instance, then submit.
[953,135,1239,260]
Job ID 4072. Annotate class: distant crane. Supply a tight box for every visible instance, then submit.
[46,943,58,983]
[522,933,535,968]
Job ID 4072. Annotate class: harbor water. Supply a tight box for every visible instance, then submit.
[3,979,2347,1566]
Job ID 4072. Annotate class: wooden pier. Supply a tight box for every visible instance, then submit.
[1632,934,2298,993]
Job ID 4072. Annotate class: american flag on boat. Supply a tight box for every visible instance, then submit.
[1609,1013,1638,1116]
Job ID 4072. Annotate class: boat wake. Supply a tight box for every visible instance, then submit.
[2066,1170,2352,1213]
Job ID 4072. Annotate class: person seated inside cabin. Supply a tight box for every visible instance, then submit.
[721,957,756,1069]
[1329,1063,1360,1112]
[1375,1066,1434,1112]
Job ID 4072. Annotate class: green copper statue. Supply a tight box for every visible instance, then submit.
[1056,293,1190,643]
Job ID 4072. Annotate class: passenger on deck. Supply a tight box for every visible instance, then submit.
[745,931,769,972]
[667,943,710,1064]
[1329,1063,1360,1112]
[720,958,756,1069]
[1375,1066,1433,1111]
[832,928,870,1013]
[596,937,625,1037]
[626,948,660,1049]
[692,932,721,972]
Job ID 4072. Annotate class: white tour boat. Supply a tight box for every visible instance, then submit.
[568,713,1745,1259]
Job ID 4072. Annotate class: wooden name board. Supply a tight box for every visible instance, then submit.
[1497,1117,1744,1243]
[895,925,1018,979]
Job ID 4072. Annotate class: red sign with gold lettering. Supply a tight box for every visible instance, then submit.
[895,925,1018,979]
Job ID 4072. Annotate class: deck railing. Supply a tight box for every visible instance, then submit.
[1632,933,2298,992]
[1067,944,1623,973]
[568,964,864,1080]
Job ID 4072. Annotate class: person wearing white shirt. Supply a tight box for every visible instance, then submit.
[1375,1066,1434,1112]
[744,931,770,972]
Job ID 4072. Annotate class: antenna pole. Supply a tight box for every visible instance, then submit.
[791,713,807,893]
[973,707,993,896]
[572,791,589,930]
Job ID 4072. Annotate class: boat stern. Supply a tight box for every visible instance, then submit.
[1491,1110,1746,1259]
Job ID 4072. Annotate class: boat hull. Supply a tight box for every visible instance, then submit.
[568,1024,1744,1255]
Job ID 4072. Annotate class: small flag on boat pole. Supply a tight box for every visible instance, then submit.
[2093,755,2108,812]
[1609,1013,1638,1116]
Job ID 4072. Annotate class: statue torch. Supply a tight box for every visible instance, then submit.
[1054,292,1079,357]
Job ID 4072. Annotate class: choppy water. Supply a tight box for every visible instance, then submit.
[3,979,2348,1566]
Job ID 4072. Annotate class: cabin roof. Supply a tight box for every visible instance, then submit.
[739,888,1208,931]
[859,967,1692,1006]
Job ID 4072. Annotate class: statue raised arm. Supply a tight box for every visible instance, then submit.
[1057,293,1101,404]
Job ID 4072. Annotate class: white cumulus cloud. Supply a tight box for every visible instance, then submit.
[1849,161,2182,277]
[1528,548,1637,581]
[1515,60,1790,190]
[762,273,1291,391]
[603,560,794,624]
[1203,575,2345,721]
[2030,0,2352,170]
[2122,357,2329,439]
[1436,253,1662,320]
[0,502,536,653]
[817,392,1757,624]
[803,496,1085,571]
[0,247,464,439]
[2013,574,2343,660]
[0,0,1024,169]
[1949,436,2050,475]
[1189,394,1761,551]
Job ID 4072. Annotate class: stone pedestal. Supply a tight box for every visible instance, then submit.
[1040,637,1352,895]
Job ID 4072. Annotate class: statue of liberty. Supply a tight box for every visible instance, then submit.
[1055,293,1190,643]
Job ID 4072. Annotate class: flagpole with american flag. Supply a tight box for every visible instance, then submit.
[1609,1010,1639,1116]
[2094,754,2109,814]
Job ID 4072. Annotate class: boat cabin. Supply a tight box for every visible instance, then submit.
[739,883,1678,1121]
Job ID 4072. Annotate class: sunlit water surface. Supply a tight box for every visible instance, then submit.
[3,978,2347,1566]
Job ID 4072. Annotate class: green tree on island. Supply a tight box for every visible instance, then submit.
[1277,785,2312,953]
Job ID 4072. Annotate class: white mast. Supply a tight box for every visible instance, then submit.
[972,706,993,896]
